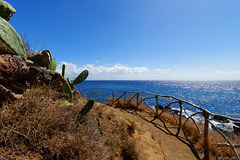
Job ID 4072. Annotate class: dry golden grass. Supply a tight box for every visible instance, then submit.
[108,96,240,159]
[20,33,32,55]
[0,86,142,160]
[106,96,152,112]
[0,85,109,159]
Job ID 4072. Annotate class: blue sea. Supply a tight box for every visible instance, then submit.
[76,80,240,120]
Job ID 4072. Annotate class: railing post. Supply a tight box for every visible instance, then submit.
[203,110,210,160]
[123,92,126,108]
[111,91,114,106]
[155,95,159,117]
[136,93,139,109]
[176,101,183,136]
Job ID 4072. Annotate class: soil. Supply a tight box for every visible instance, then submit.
[95,102,201,160]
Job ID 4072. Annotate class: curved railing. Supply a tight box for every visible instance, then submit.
[110,90,240,160]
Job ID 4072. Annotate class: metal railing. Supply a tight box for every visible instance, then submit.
[111,90,240,160]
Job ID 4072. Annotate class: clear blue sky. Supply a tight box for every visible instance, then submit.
[7,0,240,80]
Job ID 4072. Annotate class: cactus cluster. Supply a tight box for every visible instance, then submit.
[60,64,94,122]
[0,1,55,68]
[61,64,89,102]
[0,1,95,126]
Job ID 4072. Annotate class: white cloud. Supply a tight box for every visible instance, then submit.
[82,64,148,74]
[215,70,240,78]
[153,68,174,74]
[56,62,148,79]
[56,61,82,79]
[56,62,240,80]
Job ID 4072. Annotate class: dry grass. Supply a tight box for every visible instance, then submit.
[108,96,240,159]
[0,85,110,159]
[102,119,138,160]
[106,96,152,112]
[20,33,32,55]
[0,86,142,160]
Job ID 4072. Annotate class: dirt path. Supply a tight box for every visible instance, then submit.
[96,102,200,160]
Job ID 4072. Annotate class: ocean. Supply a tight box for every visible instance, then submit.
[76,80,240,120]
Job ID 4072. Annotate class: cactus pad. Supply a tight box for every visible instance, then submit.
[0,17,26,60]
[73,70,89,85]
[66,77,75,90]
[63,80,73,102]
[0,0,16,21]
[62,64,65,78]
[48,58,57,71]
[77,100,94,122]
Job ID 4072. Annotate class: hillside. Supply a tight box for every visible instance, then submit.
[0,86,202,160]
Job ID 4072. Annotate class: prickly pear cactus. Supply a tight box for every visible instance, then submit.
[66,77,74,90]
[77,100,94,122]
[0,17,26,60]
[48,58,57,71]
[63,80,73,102]
[61,64,89,102]
[73,70,89,85]
[0,0,16,21]
[62,64,65,78]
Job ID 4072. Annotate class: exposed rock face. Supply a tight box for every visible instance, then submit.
[0,52,65,103]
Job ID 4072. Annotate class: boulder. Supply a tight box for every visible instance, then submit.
[0,52,65,103]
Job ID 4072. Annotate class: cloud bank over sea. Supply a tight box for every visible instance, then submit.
[56,61,240,80]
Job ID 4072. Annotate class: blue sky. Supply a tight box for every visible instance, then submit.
[7,0,240,80]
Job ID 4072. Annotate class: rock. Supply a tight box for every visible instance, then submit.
[155,104,180,115]
[0,53,65,103]
[233,126,240,135]
[27,50,52,67]
[233,122,240,135]
[233,122,240,127]
[155,104,164,110]
[210,115,230,123]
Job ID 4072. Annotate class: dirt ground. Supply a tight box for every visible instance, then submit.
[95,102,201,160]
